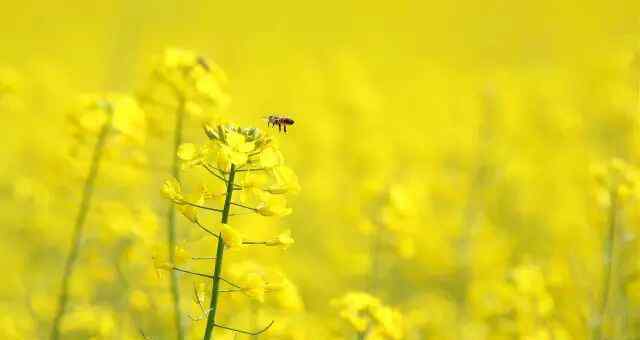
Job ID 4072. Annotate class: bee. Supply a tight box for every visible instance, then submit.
[266,114,295,133]
[196,56,210,72]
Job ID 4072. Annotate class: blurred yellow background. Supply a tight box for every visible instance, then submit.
[3,0,640,339]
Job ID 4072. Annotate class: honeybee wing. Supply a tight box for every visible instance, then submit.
[261,114,276,128]
[260,113,296,130]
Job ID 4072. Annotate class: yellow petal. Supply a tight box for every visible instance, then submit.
[177,143,198,161]
[218,223,244,249]
[161,178,183,202]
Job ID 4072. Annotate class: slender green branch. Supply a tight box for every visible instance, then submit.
[180,201,223,213]
[203,164,230,183]
[236,168,266,172]
[214,320,274,336]
[172,266,214,279]
[593,190,618,340]
[50,103,113,340]
[207,164,228,174]
[217,276,243,289]
[191,282,211,322]
[139,328,154,340]
[195,221,220,238]
[231,202,258,212]
[168,97,187,340]
[369,222,383,293]
[203,164,243,190]
[203,164,237,340]
[251,303,259,340]
[230,212,254,216]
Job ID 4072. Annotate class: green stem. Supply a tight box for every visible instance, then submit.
[50,104,113,340]
[168,98,186,340]
[593,190,618,340]
[203,164,237,340]
[369,223,382,293]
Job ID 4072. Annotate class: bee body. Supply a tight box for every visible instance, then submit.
[196,56,211,72]
[266,115,295,133]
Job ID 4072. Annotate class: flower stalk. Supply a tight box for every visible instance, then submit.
[168,97,187,340]
[50,102,113,340]
[593,189,618,340]
[162,121,299,338]
[203,164,237,340]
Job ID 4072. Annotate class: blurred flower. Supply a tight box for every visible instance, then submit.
[217,223,244,249]
[257,195,292,217]
[242,273,267,302]
[332,292,404,339]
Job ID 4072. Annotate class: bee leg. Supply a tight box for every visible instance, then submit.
[284,125,287,133]
[278,124,281,132]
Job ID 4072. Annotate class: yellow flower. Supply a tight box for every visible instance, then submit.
[218,223,244,249]
[512,264,546,296]
[242,273,267,302]
[257,195,292,217]
[174,245,190,264]
[129,290,151,311]
[161,178,184,202]
[177,143,198,161]
[111,95,146,144]
[332,291,403,338]
[388,185,414,216]
[371,306,404,339]
[152,244,188,274]
[220,131,255,166]
[395,237,416,259]
[271,276,305,311]
[152,245,173,272]
[522,329,552,340]
[163,48,198,68]
[177,188,207,223]
[152,257,172,272]
[267,165,301,194]
[0,67,22,93]
[195,282,208,305]
[591,158,639,202]
[185,101,204,117]
[239,171,270,204]
[180,142,218,170]
[332,292,381,332]
[266,229,295,249]
[196,76,225,100]
[71,95,110,134]
[259,147,284,168]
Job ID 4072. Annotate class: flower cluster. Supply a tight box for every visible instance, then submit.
[160,120,300,338]
[163,122,300,225]
[332,291,404,339]
[591,158,640,206]
[141,48,230,135]
[68,94,146,145]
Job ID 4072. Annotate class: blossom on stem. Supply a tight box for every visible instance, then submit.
[265,229,295,249]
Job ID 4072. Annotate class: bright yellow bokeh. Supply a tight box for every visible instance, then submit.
[2,0,640,339]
